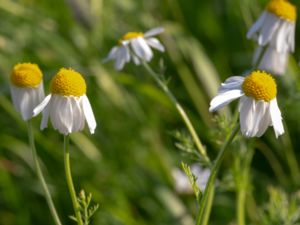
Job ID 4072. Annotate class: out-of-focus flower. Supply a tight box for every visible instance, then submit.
[104,27,165,70]
[10,63,45,121]
[247,0,296,75]
[33,68,96,135]
[172,164,210,193]
[209,71,284,138]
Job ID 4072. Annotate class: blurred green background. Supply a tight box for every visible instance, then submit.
[0,0,300,224]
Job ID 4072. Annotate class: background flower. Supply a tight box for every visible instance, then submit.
[10,63,45,121]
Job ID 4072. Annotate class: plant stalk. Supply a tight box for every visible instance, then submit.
[27,121,62,225]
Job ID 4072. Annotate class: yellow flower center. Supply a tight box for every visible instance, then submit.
[266,0,297,21]
[242,71,277,102]
[11,63,43,88]
[50,68,86,97]
[118,32,144,44]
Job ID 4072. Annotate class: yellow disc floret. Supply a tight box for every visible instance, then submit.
[50,68,86,97]
[11,63,43,88]
[118,31,144,44]
[242,71,277,102]
[266,0,297,21]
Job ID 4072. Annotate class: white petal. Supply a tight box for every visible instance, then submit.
[146,38,165,52]
[103,46,119,62]
[33,94,52,116]
[255,103,272,137]
[115,45,129,70]
[133,55,141,65]
[41,103,50,130]
[218,76,244,93]
[82,95,97,134]
[247,12,267,39]
[239,96,256,137]
[144,27,164,38]
[209,89,244,112]
[131,37,153,62]
[258,13,280,46]
[270,99,284,138]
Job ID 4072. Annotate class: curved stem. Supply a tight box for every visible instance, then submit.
[27,121,62,225]
[196,123,240,225]
[141,61,210,164]
[64,135,83,225]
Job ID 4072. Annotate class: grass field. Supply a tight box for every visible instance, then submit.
[0,0,300,225]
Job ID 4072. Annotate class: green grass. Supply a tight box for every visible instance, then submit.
[0,0,300,225]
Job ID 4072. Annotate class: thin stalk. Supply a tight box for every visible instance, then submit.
[141,60,210,164]
[253,45,268,69]
[237,188,246,225]
[64,135,83,225]
[196,123,240,225]
[27,121,62,225]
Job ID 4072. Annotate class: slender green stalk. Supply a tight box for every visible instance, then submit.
[27,121,62,225]
[141,60,210,164]
[253,45,268,69]
[196,123,240,225]
[64,135,83,225]
[237,187,246,225]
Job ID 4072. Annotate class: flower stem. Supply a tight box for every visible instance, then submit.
[141,60,210,164]
[237,187,246,225]
[64,135,83,225]
[253,45,268,69]
[196,123,240,225]
[27,121,62,225]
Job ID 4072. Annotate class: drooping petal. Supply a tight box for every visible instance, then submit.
[269,98,284,138]
[255,102,272,137]
[239,96,256,137]
[82,95,97,134]
[258,13,280,46]
[209,89,244,112]
[146,38,165,52]
[131,37,153,62]
[144,27,164,38]
[114,45,129,70]
[33,94,52,117]
[247,12,268,39]
[103,46,119,62]
[218,76,244,93]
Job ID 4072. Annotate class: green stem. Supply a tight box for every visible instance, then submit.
[27,121,62,225]
[196,123,240,225]
[253,45,268,69]
[64,135,83,225]
[141,61,210,164]
[237,188,246,225]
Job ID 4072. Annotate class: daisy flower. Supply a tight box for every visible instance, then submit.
[209,71,284,138]
[33,68,96,135]
[104,27,165,70]
[247,0,296,74]
[10,63,45,121]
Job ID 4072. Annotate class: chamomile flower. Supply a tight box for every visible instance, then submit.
[33,68,96,135]
[10,63,45,121]
[247,0,296,74]
[104,27,165,70]
[209,71,284,138]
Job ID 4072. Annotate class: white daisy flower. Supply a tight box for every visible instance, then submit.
[247,0,296,75]
[33,68,96,135]
[172,164,210,193]
[10,63,45,121]
[209,71,284,138]
[104,27,165,70]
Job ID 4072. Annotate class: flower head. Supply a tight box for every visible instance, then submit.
[247,0,296,75]
[209,71,284,138]
[10,63,45,121]
[33,68,96,135]
[104,27,165,70]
